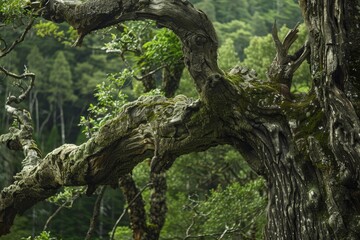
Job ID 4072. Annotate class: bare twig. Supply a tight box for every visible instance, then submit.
[0,66,35,105]
[0,37,8,51]
[218,226,229,239]
[185,217,195,238]
[0,18,35,58]
[110,182,153,240]
[43,193,81,231]
[268,22,308,91]
[134,64,169,81]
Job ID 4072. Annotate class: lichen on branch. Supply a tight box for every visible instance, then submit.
[0,93,223,235]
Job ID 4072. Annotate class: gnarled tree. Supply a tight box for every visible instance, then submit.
[1,0,360,239]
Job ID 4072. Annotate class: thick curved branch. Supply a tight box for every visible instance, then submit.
[37,0,221,96]
[0,95,223,235]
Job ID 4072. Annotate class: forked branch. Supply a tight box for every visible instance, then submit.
[267,22,310,91]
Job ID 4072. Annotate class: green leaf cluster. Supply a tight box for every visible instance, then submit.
[112,226,132,240]
[23,231,59,240]
[161,146,266,239]
[79,70,129,137]
[0,0,28,23]
[140,28,182,68]
[34,21,77,45]
[47,187,84,207]
[103,21,155,54]
[198,179,266,238]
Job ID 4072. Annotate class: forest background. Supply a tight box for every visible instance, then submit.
[0,0,307,239]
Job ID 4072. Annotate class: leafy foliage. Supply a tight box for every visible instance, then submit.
[112,226,132,240]
[0,0,28,23]
[47,187,84,207]
[34,21,77,45]
[103,21,182,84]
[79,70,129,137]
[198,179,266,239]
[23,231,59,240]
[103,21,155,54]
[161,145,266,239]
[140,28,182,68]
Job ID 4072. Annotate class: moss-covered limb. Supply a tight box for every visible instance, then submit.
[224,92,333,238]
[37,0,221,95]
[216,71,338,238]
[0,95,223,236]
[0,105,41,168]
[0,56,39,168]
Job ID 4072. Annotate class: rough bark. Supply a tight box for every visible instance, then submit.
[119,174,148,240]
[0,93,221,235]
[119,172,167,240]
[148,171,167,239]
[1,0,360,239]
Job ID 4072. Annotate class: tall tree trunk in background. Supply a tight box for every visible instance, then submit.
[35,93,40,133]
[58,99,65,145]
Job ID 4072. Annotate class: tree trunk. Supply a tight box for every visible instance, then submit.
[148,172,167,239]
[254,1,360,238]
[119,174,148,240]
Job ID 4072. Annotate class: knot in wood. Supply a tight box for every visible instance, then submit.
[206,73,222,88]
[195,34,207,46]
[6,139,21,151]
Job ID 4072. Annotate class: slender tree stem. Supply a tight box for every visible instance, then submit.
[85,186,106,240]
[110,183,152,240]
